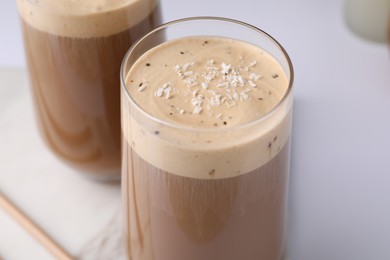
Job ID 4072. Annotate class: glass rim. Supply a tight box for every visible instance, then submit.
[120,16,294,133]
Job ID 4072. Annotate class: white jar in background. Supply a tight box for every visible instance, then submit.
[345,0,390,43]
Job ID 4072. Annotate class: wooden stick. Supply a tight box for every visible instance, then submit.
[0,192,73,260]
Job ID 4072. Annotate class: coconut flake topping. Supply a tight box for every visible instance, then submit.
[149,57,265,117]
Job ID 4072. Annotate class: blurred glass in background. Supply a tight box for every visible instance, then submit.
[345,0,390,44]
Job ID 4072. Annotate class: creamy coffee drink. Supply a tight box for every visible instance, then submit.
[122,35,292,260]
[17,0,162,178]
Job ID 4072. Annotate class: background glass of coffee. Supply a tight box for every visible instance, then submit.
[121,17,294,260]
[17,0,162,180]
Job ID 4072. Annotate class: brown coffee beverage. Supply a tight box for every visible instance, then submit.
[17,0,162,179]
[122,140,290,260]
[121,34,293,260]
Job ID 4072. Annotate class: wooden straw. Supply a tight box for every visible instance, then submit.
[0,192,73,260]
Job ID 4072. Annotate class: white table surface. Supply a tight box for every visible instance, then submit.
[1,0,390,260]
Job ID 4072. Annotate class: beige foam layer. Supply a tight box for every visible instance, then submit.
[122,102,292,179]
[122,36,292,179]
[17,0,157,37]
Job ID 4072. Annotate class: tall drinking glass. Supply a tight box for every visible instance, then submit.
[17,0,162,180]
[121,17,294,260]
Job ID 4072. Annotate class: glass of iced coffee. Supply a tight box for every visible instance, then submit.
[17,0,162,180]
[121,17,294,260]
